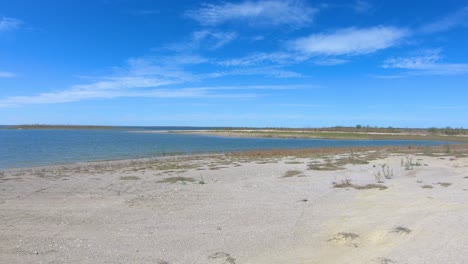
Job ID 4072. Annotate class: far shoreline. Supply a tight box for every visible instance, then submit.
[162,129,468,143]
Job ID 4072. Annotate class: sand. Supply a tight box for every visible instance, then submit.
[1,150,467,264]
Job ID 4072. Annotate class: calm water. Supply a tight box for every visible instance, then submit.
[0,128,451,169]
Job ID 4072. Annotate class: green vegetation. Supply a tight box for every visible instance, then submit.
[208,127,468,142]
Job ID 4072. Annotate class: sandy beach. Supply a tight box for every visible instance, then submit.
[1,147,468,264]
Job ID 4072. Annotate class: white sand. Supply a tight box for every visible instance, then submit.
[1,152,467,264]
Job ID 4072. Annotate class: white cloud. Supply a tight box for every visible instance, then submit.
[186,0,317,27]
[0,71,15,78]
[420,6,468,34]
[0,17,22,32]
[289,26,408,56]
[382,49,468,75]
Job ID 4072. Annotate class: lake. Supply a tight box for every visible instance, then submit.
[0,128,451,169]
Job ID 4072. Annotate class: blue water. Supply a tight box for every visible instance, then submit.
[0,128,452,169]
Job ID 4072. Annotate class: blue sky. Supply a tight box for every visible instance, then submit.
[1,0,468,127]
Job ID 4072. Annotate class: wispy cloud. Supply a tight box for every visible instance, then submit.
[420,6,468,34]
[192,30,238,49]
[0,51,306,107]
[382,49,468,75]
[0,17,22,32]
[211,66,303,78]
[186,0,317,27]
[0,83,307,107]
[0,87,258,108]
[165,30,237,51]
[0,71,16,78]
[219,52,306,67]
[313,58,349,66]
[125,9,160,15]
[289,26,408,56]
[353,0,373,14]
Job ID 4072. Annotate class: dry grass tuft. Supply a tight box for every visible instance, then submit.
[120,176,140,180]
[283,170,303,178]
[437,182,452,187]
[157,177,196,184]
[209,252,236,264]
[391,226,412,234]
[284,161,303,164]
[333,179,387,190]
[308,162,344,171]
[377,257,396,264]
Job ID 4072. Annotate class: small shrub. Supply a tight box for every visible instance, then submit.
[421,185,433,189]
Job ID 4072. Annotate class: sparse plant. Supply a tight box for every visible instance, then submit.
[198,175,206,184]
[444,144,451,154]
[402,156,421,170]
[421,185,433,189]
[333,179,353,188]
[381,164,393,179]
[424,146,433,156]
[374,171,384,183]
